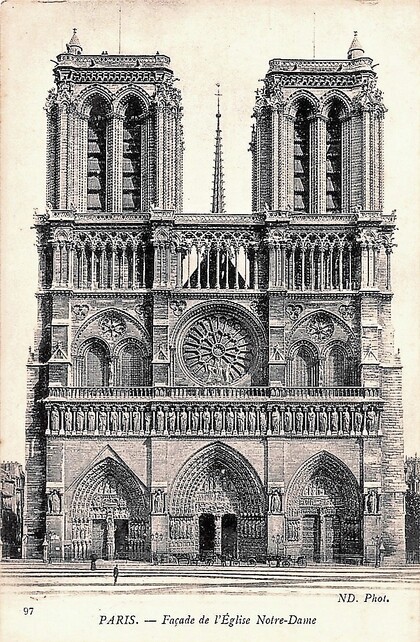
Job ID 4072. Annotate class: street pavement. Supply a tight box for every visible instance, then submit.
[1,561,419,642]
[1,560,419,595]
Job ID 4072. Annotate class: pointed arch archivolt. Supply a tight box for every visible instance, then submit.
[285,90,320,117]
[168,442,266,517]
[285,450,362,519]
[70,455,149,520]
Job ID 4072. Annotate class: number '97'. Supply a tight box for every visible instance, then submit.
[23,607,33,615]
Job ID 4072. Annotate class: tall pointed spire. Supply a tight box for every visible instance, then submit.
[211,84,225,213]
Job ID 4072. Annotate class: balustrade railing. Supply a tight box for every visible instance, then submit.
[47,385,381,401]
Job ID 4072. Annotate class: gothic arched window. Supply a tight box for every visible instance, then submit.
[325,344,352,387]
[294,101,312,213]
[116,341,149,386]
[87,98,108,211]
[291,344,319,387]
[326,101,343,212]
[82,339,110,387]
[122,98,143,211]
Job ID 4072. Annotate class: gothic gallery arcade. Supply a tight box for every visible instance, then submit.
[24,31,406,564]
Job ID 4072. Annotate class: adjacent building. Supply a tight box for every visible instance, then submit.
[24,30,405,564]
[1,462,25,558]
[405,455,420,561]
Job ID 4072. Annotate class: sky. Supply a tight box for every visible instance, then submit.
[1,0,419,464]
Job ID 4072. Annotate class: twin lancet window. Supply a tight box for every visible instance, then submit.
[294,99,343,213]
[86,97,144,212]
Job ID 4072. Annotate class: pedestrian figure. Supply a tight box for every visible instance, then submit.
[113,564,119,585]
[90,554,97,571]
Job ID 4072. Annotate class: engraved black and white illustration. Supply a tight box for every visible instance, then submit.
[22,28,405,567]
[1,3,419,641]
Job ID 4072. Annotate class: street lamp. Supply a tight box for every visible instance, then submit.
[271,534,284,566]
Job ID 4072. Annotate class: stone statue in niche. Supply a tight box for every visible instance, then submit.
[226,408,234,433]
[191,407,200,432]
[110,407,118,433]
[355,408,363,433]
[76,407,84,433]
[122,407,130,432]
[168,407,176,432]
[237,407,245,433]
[203,407,210,433]
[106,512,115,559]
[87,407,96,433]
[144,410,152,432]
[152,489,165,514]
[48,489,61,514]
[319,408,327,433]
[366,408,376,432]
[214,408,222,432]
[156,407,165,432]
[259,408,267,432]
[307,407,315,433]
[271,407,280,433]
[270,488,282,513]
[51,406,60,432]
[331,408,339,432]
[342,408,350,433]
[98,407,107,432]
[64,406,72,432]
[284,407,292,432]
[365,489,380,514]
[248,407,256,432]
[296,408,304,433]
[180,408,188,432]
[133,407,141,432]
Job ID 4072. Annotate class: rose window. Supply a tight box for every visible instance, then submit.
[182,313,254,384]
[99,313,126,340]
[306,313,334,341]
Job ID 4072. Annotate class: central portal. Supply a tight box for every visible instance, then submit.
[114,519,129,559]
[199,514,215,559]
[221,514,237,559]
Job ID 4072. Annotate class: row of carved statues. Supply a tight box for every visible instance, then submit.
[169,516,266,540]
[47,404,380,436]
[47,487,381,519]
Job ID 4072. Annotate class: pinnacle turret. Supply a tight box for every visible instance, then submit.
[347,31,365,60]
[66,28,83,55]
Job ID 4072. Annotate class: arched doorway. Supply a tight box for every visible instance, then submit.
[169,443,266,561]
[285,451,362,562]
[221,514,238,559]
[70,456,149,561]
[199,514,216,558]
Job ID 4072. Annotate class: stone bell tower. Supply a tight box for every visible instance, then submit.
[25,29,184,559]
[45,28,183,214]
[249,31,405,563]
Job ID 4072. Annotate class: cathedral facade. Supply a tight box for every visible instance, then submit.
[24,30,406,565]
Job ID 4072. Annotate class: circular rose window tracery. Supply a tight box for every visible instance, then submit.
[99,313,126,341]
[182,313,254,385]
[306,313,334,342]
